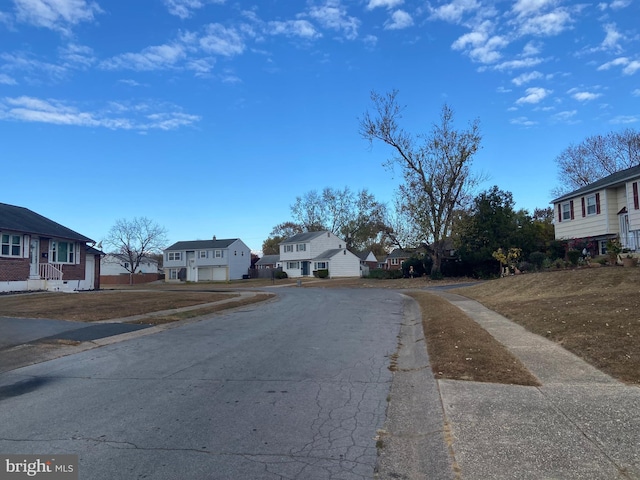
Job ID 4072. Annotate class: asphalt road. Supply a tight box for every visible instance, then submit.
[0,288,440,479]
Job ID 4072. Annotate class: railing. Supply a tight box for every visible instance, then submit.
[40,263,64,280]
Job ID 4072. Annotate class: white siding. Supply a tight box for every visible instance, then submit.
[227,239,251,279]
[327,250,361,278]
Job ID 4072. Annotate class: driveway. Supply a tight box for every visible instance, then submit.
[0,288,451,479]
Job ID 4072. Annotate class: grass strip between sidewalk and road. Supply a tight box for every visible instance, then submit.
[407,291,540,386]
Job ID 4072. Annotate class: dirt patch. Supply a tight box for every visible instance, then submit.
[456,266,640,385]
[0,291,240,321]
[407,291,540,386]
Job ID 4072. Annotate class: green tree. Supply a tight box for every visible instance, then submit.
[360,90,482,276]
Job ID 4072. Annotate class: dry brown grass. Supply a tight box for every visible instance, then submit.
[407,292,540,386]
[0,291,240,321]
[456,266,640,385]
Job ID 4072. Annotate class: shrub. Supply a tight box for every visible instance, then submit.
[367,269,403,279]
[567,249,582,266]
[316,269,329,278]
[529,251,546,270]
[542,257,553,269]
[274,271,288,279]
[430,270,444,280]
[517,261,533,273]
[553,258,566,269]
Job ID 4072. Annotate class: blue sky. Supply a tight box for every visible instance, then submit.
[1,0,638,253]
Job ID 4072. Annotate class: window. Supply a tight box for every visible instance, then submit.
[315,262,327,269]
[215,250,224,258]
[296,243,306,252]
[391,258,399,265]
[168,252,181,261]
[562,202,572,221]
[1,233,22,257]
[287,261,300,269]
[199,251,207,259]
[50,240,75,263]
[284,245,293,253]
[586,195,597,215]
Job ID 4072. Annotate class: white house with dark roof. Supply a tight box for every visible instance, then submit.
[552,164,640,254]
[279,231,361,278]
[163,237,251,282]
[0,202,100,292]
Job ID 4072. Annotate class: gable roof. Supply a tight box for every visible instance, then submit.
[0,202,93,243]
[256,254,280,265]
[280,231,329,244]
[551,164,640,203]
[314,248,349,260]
[165,239,238,251]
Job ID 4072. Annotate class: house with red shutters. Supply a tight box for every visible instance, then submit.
[0,203,101,293]
[552,164,640,255]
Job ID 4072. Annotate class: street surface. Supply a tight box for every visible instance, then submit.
[0,288,424,479]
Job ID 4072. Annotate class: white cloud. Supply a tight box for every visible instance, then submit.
[363,34,378,48]
[610,0,631,9]
[517,9,573,36]
[1,51,68,82]
[516,86,551,104]
[632,89,640,97]
[164,0,225,19]
[512,71,542,86]
[306,1,360,40]
[267,19,321,39]
[552,110,578,123]
[493,57,543,71]
[0,96,200,131]
[59,43,95,68]
[512,0,556,18]
[366,0,403,10]
[429,0,480,23]
[200,24,246,56]
[598,57,640,75]
[510,116,537,126]
[571,91,602,102]
[601,23,623,52]
[384,10,413,30]
[101,43,188,71]
[0,74,17,85]
[13,0,102,34]
[610,115,638,124]
[451,21,507,64]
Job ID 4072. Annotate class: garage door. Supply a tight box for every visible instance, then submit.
[198,267,213,281]
[212,267,227,281]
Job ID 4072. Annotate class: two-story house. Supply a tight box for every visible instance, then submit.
[552,164,640,254]
[163,237,251,282]
[279,231,361,278]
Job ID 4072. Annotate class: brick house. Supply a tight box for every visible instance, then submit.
[0,202,101,292]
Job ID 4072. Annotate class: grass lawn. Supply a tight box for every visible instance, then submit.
[456,266,640,385]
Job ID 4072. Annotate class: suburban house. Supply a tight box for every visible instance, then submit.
[356,250,379,270]
[279,231,361,278]
[100,254,159,285]
[552,164,640,255]
[0,202,101,292]
[384,248,415,270]
[163,237,251,282]
[255,255,281,270]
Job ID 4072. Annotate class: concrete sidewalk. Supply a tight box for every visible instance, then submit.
[432,290,640,480]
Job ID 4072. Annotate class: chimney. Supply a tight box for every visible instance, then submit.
[213,235,216,240]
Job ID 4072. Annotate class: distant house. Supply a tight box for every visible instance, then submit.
[383,248,415,270]
[355,250,379,270]
[255,255,281,269]
[0,202,100,292]
[279,231,361,278]
[552,164,640,254]
[100,254,159,285]
[163,237,251,282]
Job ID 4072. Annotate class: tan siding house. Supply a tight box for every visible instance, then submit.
[552,165,640,254]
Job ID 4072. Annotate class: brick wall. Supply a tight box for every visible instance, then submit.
[0,257,29,281]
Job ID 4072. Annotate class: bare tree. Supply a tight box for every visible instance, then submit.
[104,217,169,285]
[553,128,640,196]
[360,90,482,276]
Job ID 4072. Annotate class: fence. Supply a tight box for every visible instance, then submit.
[249,267,283,279]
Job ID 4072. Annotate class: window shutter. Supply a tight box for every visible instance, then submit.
[581,197,586,217]
[557,204,562,222]
[634,182,639,210]
[595,193,601,214]
[570,200,575,220]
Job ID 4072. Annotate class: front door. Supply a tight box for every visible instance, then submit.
[620,213,631,249]
[302,261,310,276]
[29,238,40,278]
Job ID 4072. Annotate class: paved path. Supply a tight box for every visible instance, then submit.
[432,290,640,480]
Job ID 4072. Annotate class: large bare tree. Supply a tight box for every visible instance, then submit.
[360,90,482,276]
[104,217,168,284]
[553,128,640,196]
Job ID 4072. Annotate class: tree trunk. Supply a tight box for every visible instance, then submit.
[430,251,442,277]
